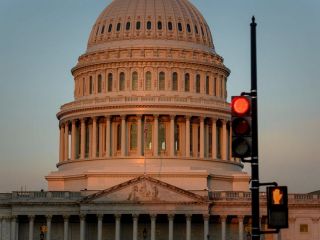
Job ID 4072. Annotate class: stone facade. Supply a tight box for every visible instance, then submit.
[0,0,319,239]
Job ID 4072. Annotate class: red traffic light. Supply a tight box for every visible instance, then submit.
[231,96,250,115]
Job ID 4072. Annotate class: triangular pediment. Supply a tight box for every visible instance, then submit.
[82,175,207,204]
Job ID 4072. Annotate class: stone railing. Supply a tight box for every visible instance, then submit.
[60,95,229,112]
[11,191,82,201]
[211,191,320,204]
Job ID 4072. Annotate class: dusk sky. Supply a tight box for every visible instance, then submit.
[0,0,319,193]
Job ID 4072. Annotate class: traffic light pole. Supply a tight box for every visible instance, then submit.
[250,16,260,240]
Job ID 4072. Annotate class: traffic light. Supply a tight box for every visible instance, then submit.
[231,96,252,158]
[267,186,289,229]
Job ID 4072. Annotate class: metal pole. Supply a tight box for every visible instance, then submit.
[250,16,260,240]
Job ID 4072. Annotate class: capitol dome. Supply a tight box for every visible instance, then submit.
[47,0,249,193]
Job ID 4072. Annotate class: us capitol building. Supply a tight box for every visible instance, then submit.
[0,0,319,239]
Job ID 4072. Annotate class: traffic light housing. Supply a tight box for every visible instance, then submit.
[267,186,289,229]
[231,96,252,158]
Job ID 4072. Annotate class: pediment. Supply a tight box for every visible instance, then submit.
[82,175,207,204]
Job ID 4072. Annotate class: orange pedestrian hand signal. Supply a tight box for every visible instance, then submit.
[272,188,283,205]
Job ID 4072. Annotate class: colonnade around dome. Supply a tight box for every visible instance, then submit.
[58,115,233,163]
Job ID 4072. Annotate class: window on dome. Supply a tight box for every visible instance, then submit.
[159,122,166,151]
[213,77,217,96]
[132,72,138,90]
[116,23,121,32]
[175,124,180,152]
[178,22,183,32]
[126,22,131,30]
[89,76,93,94]
[184,73,190,92]
[195,25,199,34]
[82,78,85,96]
[145,71,152,90]
[168,21,173,31]
[220,77,223,97]
[101,25,105,34]
[96,26,99,36]
[196,74,201,93]
[201,26,204,36]
[172,72,178,91]
[108,73,113,92]
[216,121,222,159]
[147,21,152,30]
[206,76,210,94]
[98,74,102,93]
[187,24,191,33]
[130,123,137,150]
[108,24,113,33]
[119,72,125,91]
[159,72,165,90]
[136,21,141,30]
[117,124,121,151]
[157,21,162,30]
[144,122,153,150]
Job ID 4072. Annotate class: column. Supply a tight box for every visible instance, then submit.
[151,214,156,240]
[121,116,126,157]
[153,115,159,156]
[99,121,103,157]
[203,214,209,240]
[238,215,244,240]
[200,117,205,159]
[220,215,227,240]
[137,116,142,156]
[229,123,232,161]
[59,124,65,162]
[80,119,86,159]
[221,120,227,160]
[115,214,121,240]
[64,122,69,160]
[97,214,103,240]
[170,115,175,157]
[80,214,86,240]
[46,215,52,240]
[186,214,191,240]
[10,216,16,240]
[168,214,174,240]
[63,215,69,240]
[28,215,34,240]
[71,120,76,160]
[185,116,190,157]
[92,117,97,158]
[132,214,139,240]
[105,116,111,157]
[211,119,216,159]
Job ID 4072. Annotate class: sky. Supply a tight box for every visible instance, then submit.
[0,0,319,193]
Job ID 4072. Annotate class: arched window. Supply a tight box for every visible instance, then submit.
[157,21,162,30]
[172,72,178,91]
[159,122,166,151]
[98,74,102,93]
[130,123,137,150]
[136,21,141,30]
[82,78,85,96]
[206,76,210,94]
[108,24,113,32]
[145,71,152,90]
[159,72,165,90]
[187,24,191,33]
[195,25,199,34]
[101,25,105,34]
[116,23,121,32]
[201,26,204,36]
[220,77,224,97]
[216,121,222,159]
[108,73,113,92]
[89,76,93,94]
[132,72,138,90]
[178,23,183,32]
[119,72,125,91]
[126,22,131,30]
[184,73,190,92]
[147,21,152,30]
[168,22,173,31]
[196,74,201,93]
[117,124,121,151]
[213,77,217,96]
